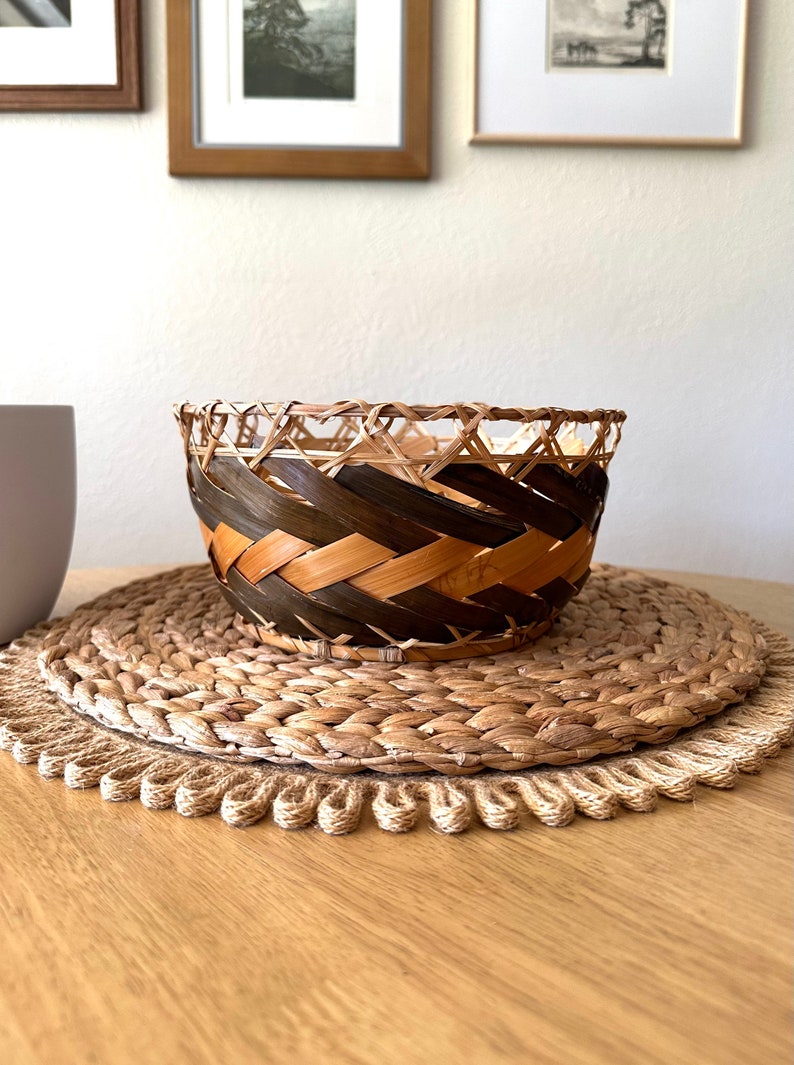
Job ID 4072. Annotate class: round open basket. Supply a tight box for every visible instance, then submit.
[175,401,626,662]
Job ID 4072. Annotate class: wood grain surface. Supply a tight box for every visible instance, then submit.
[1,567,791,1065]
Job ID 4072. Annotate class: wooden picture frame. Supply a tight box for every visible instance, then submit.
[167,0,431,179]
[473,1,748,148]
[0,0,141,112]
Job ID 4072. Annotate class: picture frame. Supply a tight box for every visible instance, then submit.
[166,0,432,179]
[472,1,748,148]
[0,0,142,112]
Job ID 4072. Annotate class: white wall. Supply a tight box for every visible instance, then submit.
[1,1,792,581]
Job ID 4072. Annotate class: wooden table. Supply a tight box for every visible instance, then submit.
[1,568,791,1065]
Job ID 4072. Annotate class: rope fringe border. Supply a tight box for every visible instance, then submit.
[1,623,791,835]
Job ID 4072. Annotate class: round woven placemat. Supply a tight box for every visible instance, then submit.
[38,564,769,774]
[0,565,790,834]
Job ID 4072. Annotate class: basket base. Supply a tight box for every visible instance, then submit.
[234,614,556,662]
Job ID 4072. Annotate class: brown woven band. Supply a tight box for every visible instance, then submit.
[175,401,624,661]
[334,461,526,546]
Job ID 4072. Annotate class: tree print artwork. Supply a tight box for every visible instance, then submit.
[244,0,356,99]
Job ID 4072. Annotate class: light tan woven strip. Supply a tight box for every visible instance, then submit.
[236,530,315,583]
[212,523,254,579]
[505,527,594,594]
[1,622,790,835]
[276,533,396,594]
[429,527,556,598]
[561,538,597,585]
[349,536,483,599]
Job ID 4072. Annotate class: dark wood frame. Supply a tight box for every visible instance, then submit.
[166,0,431,179]
[0,0,141,111]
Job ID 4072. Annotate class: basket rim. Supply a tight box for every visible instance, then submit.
[175,401,627,424]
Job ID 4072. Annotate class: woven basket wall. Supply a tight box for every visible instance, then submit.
[175,401,626,662]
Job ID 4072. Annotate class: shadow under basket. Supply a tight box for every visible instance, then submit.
[175,401,626,662]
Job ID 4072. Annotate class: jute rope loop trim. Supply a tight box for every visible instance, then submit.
[35,565,772,776]
[174,401,626,661]
[0,620,791,835]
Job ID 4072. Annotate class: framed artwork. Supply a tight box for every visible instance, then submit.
[473,1,748,147]
[0,0,141,111]
[166,0,432,179]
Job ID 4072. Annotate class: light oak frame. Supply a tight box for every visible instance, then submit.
[471,0,748,148]
[167,0,431,179]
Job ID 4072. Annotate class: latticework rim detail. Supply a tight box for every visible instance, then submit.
[174,400,626,477]
[175,400,628,425]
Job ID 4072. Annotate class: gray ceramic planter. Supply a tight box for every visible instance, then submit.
[0,405,76,644]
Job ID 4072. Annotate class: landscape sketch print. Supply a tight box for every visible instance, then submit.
[244,0,356,100]
[548,0,669,71]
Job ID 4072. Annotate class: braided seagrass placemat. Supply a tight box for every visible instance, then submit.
[0,564,791,833]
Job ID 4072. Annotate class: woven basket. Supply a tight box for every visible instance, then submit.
[175,401,626,662]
